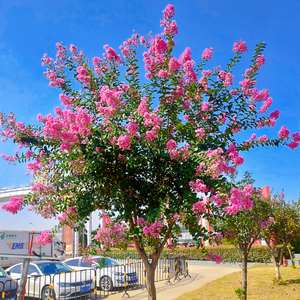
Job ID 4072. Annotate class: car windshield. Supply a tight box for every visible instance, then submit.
[97,258,120,267]
[0,268,7,277]
[37,262,73,275]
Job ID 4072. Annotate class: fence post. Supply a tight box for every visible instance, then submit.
[165,262,172,285]
[173,256,180,282]
[142,265,147,290]
[122,264,130,298]
[184,256,191,278]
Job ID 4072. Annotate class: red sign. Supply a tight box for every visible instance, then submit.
[63,225,73,254]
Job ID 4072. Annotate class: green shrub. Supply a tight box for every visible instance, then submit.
[107,245,274,263]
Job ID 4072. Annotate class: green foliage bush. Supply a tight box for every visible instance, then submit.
[107,245,274,263]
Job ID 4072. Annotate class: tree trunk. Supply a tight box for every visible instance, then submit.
[287,245,295,268]
[270,250,281,281]
[146,262,157,300]
[133,240,161,300]
[240,247,248,300]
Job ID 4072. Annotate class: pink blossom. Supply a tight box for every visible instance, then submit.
[257,135,267,142]
[168,57,181,72]
[166,139,177,150]
[233,40,247,53]
[189,179,207,193]
[117,135,131,150]
[162,4,175,20]
[2,197,23,214]
[206,251,223,264]
[195,128,205,139]
[179,47,192,64]
[192,201,206,215]
[36,231,53,247]
[126,122,138,136]
[137,99,149,117]
[278,126,290,138]
[269,217,275,222]
[157,70,169,79]
[269,110,280,120]
[288,141,299,150]
[202,47,213,60]
[145,130,158,142]
[201,102,210,111]
[170,150,179,160]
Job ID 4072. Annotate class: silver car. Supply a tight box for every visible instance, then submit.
[64,256,138,291]
[6,261,95,300]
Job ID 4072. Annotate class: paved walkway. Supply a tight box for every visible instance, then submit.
[105,264,240,300]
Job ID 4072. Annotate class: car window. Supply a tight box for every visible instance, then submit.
[10,265,21,274]
[80,259,90,268]
[0,268,6,277]
[37,263,72,275]
[65,259,79,267]
[101,258,120,267]
[28,265,39,275]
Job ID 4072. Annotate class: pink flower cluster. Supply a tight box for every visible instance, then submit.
[31,182,56,197]
[206,251,223,264]
[189,179,207,193]
[192,201,206,215]
[233,40,247,53]
[202,47,213,60]
[218,70,233,88]
[97,85,124,118]
[42,107,93,151]
[45,70,64,88]
[143,220,162,239]
[2,197,23,214]
[278,126,289,138]
[36,231,53,247]
[224,185,255,215]
[94,221,127,249]
[82,256,97,266]
[226,144,244,167]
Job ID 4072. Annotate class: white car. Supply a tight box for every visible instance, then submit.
[6,261,95,300]
[63,256,138,291]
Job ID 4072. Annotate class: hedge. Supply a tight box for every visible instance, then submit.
[106,245,276,263]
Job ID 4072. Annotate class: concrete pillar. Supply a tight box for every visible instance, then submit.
[74,231,79,257]
[87,213,92,246]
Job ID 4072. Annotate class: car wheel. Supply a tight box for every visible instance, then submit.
[99,276,113,291]
[41,285,55,300]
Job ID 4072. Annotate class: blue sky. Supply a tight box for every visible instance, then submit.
[0,0,299,231]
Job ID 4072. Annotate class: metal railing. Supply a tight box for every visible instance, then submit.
[1,255,189,300]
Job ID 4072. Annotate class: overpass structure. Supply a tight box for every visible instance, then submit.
[0,185,93,257]
[0,186,31,203]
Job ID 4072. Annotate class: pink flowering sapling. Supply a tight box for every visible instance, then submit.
[0,4,299,300]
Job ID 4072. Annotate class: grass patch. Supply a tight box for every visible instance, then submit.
[174,265,300,300]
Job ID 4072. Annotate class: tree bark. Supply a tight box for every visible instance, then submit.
[240,246,248,300]
[133,240,161,300]
[270,249,281,281]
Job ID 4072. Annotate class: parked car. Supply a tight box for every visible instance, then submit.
[64,256,138,291]
[6,261,94,300]
[0,266,18,300]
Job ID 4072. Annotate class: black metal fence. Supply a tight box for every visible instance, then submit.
[0,255,189,299]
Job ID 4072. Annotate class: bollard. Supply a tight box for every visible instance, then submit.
[184,258,191,278]
[142,266,147,290]
[122,264,130,298]
[165,263,172,285]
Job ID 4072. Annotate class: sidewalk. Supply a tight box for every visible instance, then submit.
[105,264,240,300]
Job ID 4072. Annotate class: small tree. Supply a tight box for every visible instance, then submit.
[261,193,300,281]
[1,4,298,300]
[210,173,271,300]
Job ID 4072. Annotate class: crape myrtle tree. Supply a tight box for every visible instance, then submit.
[1,4,299,299]
[261,193,300,281]
[210,172,272,300]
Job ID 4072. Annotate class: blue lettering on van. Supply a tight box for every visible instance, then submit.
[12,243,24,249]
